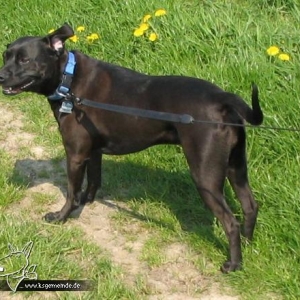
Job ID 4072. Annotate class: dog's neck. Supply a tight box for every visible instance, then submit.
[47,51,76,101]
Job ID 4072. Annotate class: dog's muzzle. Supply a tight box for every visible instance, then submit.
[2,79,35,95]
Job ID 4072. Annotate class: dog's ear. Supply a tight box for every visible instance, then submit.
[43,23,74,52]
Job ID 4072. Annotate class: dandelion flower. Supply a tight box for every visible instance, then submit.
[86,33,100,42]
[266,46,280,56]
[134,28,144,37]
[90,33,99,40]
[139,23,149,31]
[48,29,55,33]
[149,32,158,42]
[278,53,290,61]
[76,26,85,32]
[143,14,152,22]
[69,35,79,42]
[154,9,167,17]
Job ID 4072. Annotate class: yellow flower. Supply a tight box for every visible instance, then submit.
[133,23,149,37]
[266,46,280,56]
[139,23,149,31]
[278,53,290,61]
[76,26,85,32]
[90,33,99,40]
[154,9,167,17]
[143,14,152,22]
[133,28,144,37]
[48,29,55,33]
[86,33,100,42]
[149,32,158,42]
[69,35,79,42]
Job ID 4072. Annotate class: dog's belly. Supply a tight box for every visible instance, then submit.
[100,128,180,155]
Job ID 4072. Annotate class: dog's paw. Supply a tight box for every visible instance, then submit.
[80,193,95,205]
[43,211,66,223]
[220,261,242,273]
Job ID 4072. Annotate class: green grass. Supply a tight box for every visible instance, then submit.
[0,149,26,206]
[0,0,300,299]
[0,214,143,299]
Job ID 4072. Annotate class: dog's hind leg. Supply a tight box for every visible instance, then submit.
[180,133,242,273]
[81,149,102,205]
[227,136,258,240]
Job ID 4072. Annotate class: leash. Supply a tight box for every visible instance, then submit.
[76,97,194,124]
[72,96,300,132]
[48,51,300,133]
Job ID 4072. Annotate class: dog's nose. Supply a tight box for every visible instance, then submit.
[0,74,6,83]
[0,69,8,83]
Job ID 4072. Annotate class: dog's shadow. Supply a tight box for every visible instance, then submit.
[11,156,241,256]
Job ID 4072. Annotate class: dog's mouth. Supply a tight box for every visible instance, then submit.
[3,79,35,95]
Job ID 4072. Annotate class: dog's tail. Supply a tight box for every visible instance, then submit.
[221,83,263,126]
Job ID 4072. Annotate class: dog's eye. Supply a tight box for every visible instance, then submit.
[19,57,30,64]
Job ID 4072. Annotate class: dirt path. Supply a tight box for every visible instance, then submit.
[0,103,238,299]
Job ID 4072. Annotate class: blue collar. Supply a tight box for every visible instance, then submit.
[48,51,76,101]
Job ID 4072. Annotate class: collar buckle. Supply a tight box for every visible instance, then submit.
[59,100,73,114]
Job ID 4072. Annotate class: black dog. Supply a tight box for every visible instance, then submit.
[0,24,263,272]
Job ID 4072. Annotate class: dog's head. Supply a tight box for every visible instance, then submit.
[0,23,74,96]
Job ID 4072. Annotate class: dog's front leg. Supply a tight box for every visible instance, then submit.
[44,153,87,223]
[81,149,102,205]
